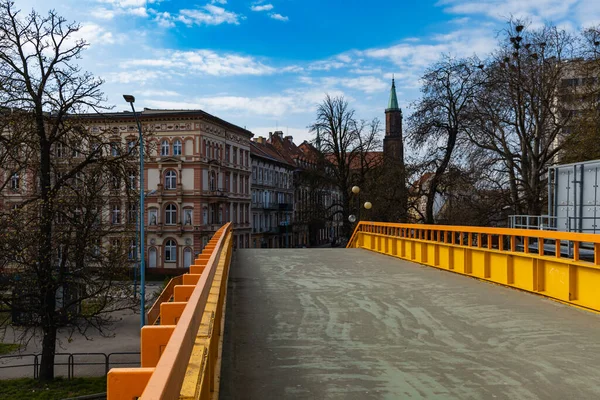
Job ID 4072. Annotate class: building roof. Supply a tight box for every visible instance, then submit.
[387,78,400,111]
[325,151,384,170]
[74,108,253,137]
[250,139,295,169]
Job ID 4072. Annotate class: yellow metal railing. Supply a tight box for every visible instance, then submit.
[147,275,184,325]
[107,223,233,400]
[348,221,600,312]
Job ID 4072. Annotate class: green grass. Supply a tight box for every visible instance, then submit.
[0,343,20,355]
[0,377,106,400]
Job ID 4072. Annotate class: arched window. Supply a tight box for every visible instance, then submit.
[173,139,182,156]
[210,171,216,191]
[165,170,177,190]
[164,239,176,262]
[165,204,177,225]
[161,140,169,156]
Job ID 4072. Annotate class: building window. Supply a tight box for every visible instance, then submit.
[165,239,176,262]
[233,147,237,164]
[233,174,237,193]
[112,174,121,190]
[10,173,19,190]
[225,145,230,162]
[184,209,193,225]
[128,239,137,260]
[128,170,137,190]
[149,208,158,225]
[128,203,137,224]
[203,207,208,225]
[161,140,169,156]
[210,171,216,191]
[110,141,121,157]
[173,139,182,156]
[55,142,65,158]
[111,204,121,224]
[165,170,177,190]
[165,204,177,225]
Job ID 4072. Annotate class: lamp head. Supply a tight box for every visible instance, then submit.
[352,186,360,194]
[123,94,135,103]
[364,201,372,210]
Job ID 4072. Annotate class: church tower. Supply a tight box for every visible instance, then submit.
[384,78,404,162]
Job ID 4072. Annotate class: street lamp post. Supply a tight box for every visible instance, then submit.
[123,94,146,328]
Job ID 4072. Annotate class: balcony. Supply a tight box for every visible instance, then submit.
[278,203,293,211]
[264,203,278,210]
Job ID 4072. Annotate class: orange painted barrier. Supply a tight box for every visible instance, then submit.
[107,223,233,400]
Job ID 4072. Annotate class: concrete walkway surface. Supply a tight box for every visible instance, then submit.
[220,248,600,400]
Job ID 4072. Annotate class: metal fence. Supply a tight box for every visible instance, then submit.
[0,351,140,380]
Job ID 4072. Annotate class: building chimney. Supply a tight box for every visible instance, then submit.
[284,135,293,143]
[255,136,266,144]
[274,130,284,138]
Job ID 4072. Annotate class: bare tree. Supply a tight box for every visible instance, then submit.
[407,56,482,223]
[470,21,578,216]
[0,2,140,380]
[310,95,382,237]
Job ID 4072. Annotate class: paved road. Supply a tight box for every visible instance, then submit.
[220,248,600,400]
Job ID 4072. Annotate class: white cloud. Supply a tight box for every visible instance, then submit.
[142,87,349,118]
[73,23,124,46]
[121,50,276,76]
[106,70,169,84]
[154,11,175,27]
[303,76,388,94]
[139,89,182,97]
[437,0,586,24]
[178,5,243,26]
[350,67,383,74]
[308,60,347,71]
[212,0,227,4]
[91,0,150,20]
[251,4,274,11]
[269,13,289,21]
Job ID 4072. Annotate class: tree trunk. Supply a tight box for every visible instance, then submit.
[39,297,57,381]
[425,175,439,224]
[38,123,56,381]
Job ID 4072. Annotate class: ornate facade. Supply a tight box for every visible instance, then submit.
[83,109,252,271]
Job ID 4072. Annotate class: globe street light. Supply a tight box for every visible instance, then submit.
[352,186,360,194]
[123,94,147,328]
[364,201,372,210]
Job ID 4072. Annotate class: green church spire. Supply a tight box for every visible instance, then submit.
[387,77,399,110]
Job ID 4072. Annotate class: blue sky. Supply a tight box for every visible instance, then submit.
[23,0,600,143]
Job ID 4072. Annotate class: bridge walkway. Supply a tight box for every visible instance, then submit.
[220,248,600,400]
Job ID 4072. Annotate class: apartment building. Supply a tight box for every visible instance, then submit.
[81,109,252,271]
[267,131,343,246]
[250,138,295,248]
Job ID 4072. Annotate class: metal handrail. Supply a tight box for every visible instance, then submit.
[0,351,140,379]
[147,275,183,325]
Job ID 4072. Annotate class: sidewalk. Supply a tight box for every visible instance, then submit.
[0,283,162,379]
